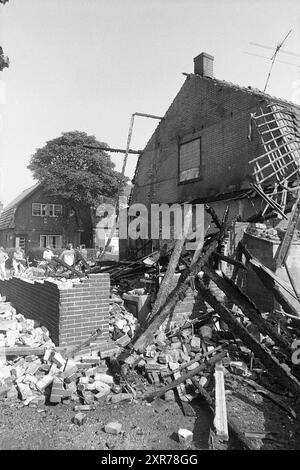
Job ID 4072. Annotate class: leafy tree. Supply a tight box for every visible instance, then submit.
[28,131,126,246]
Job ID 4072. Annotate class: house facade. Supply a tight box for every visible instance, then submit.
[0,183,91,251]
[123,52,300,258]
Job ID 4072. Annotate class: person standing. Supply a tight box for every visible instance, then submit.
[12,246,25,275]
[79,244,88,261]
[43,246,54,262]
[59,243,75,267]
[0,247,8,280]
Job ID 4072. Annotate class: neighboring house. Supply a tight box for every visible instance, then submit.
[124,52,300,258]
[0,183,91,251]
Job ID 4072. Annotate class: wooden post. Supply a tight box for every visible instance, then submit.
[213,363,229,441]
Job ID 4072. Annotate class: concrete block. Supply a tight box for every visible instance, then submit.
[36,374,54,392]
[82,391,95,405]
[74,405,95,411]
[164,389,175,401]
[49,377,65,404]
[187,362,200,371]
[104,421,122,434]
[52,352,66,369]
[115,334,131,347]
[17,383,34,401]
[190,336,201,353]
[110,393,132,404]
[178,428,193,447]
[93,373,113,385]
[73,412,87,426]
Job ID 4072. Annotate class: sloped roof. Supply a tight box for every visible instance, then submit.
[195,74,300,112]
[0,183,40,230]
[132,74,300,187]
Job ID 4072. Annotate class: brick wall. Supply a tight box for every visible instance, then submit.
[132,74,264,207]
[0,274,110,347]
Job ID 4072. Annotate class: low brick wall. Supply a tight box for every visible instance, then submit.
[0,274,110,347]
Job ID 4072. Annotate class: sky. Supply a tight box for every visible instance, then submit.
[0,0,299,206]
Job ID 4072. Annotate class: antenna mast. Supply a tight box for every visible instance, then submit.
[263,29,292,92]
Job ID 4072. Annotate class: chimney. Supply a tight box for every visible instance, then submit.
[193,52,214,78]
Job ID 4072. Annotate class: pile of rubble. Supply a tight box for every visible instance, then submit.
[246,223,281,242]
[0,303,55,350]
[108,295,140,348]
[0,297,134,412]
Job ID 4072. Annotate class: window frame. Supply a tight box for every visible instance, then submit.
[40,235,63,249]
[178,136,202,185]
[32,203,63,217]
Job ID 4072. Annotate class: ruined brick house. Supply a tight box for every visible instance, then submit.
[0,183,93,251]
[123,52,300,259]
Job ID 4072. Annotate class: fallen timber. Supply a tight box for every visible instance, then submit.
[195,276,300,397]
[202,264,293,358]
[239,242,300,320]
[147,205,193,324]
[191,377,259,450]
[144,351,226,401]
[133,207,230,353]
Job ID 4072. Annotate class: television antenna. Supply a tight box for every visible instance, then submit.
[244,30,300,92]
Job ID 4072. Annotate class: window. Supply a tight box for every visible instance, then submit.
[32,203,41,216]
[179,138,201,183]
[40,235,62,249]
[54,204,63,216]
[16,236,26,249]
[32,203,63,217]
[41,204,47,216]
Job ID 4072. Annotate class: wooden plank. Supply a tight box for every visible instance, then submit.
[191,377,258,450]
[275,191,300,269]
[0,346,45,357]
[213,363,229,440]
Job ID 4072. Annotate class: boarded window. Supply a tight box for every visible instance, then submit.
[179,138,201,183]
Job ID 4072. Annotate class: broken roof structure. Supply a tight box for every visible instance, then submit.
[132,52,300,211]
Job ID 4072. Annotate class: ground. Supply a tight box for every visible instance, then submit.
[0,377,299,451]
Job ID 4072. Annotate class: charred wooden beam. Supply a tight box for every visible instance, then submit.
[83,145,142,155]
[133,207,230,353]
[144,351,226,401]
[195,277,300,397]
[146,206,193,324]
[239,242,300,319]
[52,256,84,278]
[202,265,293,358]
[212,251,246,270]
